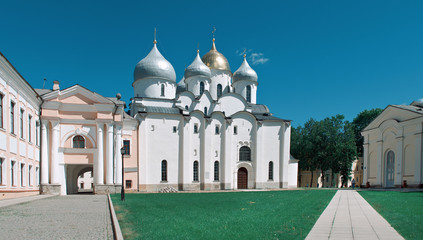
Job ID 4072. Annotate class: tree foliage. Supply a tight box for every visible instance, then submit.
[352,108,383,156]
[291,115,357,186]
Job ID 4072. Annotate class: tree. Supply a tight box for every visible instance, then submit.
[291,115,357,187]
[352,108,383,157]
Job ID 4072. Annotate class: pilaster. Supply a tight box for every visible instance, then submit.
[50,120,60,184]
[106,123,114,184]
[95,123,104,185]
[40,119,49,185]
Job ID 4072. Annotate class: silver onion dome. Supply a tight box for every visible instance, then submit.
[134,43,176,82]
[184,51,211,79]
[233,56,258,82]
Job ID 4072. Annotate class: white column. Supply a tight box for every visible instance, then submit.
[50,120,60,184]
[40,119,49,185]
[115,125,122,184]
[376,140,383,186]
[106,123,114,185]
[95,123,104,185]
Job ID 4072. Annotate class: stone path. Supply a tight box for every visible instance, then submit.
[306,190,404,240]
[0,195,113,240]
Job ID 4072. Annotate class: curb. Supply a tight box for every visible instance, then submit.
[108,194,124,240]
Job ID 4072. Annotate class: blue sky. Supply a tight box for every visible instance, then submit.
[1,0,422,126]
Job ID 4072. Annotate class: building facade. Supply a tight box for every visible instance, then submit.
[361,101,423,188]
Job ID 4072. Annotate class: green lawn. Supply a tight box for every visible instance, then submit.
[359,191,423,240]
[111,190,336,240]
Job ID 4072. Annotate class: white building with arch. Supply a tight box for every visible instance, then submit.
[362,100,423,188]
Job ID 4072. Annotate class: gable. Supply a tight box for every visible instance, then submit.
[363,105,422,131]
[61,93,96,105]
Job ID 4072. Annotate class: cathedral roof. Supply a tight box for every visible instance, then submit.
[134,43,176,83]
[233,56,258,83]
[201,39,231,72]
[184,51,211,79]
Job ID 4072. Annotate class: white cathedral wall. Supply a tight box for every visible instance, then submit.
[233,81,257,104]
[133,78,176,99]
[261,123,282,188]
[209,70,232,100]
[216,95,246,116]
[186,77,210,97]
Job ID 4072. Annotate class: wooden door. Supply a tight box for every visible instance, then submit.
[238,167,248,189]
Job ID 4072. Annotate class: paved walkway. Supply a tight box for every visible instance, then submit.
[306,190,404,240]
[0,195,113,239]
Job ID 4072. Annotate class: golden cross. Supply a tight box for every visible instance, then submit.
[212,26,216,39]
[154,28,157,44]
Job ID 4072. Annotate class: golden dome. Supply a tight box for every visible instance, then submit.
[201,39,231,72]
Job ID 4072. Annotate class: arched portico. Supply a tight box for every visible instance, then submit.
[65,165,93,194]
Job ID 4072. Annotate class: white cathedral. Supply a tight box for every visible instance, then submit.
[0,37,298,197]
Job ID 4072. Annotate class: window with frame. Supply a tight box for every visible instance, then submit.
[36,167,39,186]
[200,82,205,95]
[193,161,199,181]
[73,135,85,148]
[161,160,167,181]
[215,125,220,134]
[246,85,251,103]
[204,107,207,115]
[36,121,40,146]
[214,161,219,181]
[173,126,177,133]
[194,124,198,134]
[123,140,130,155]
[28,165,32,186]
[10,101,15,134]
[0,93,3,129]
[0,158,3,185]
[11,161,15,186]
[185,105,189,110]
[20,109,24,138]
[160,84,165,96]
[239,146,251,161]
[20,163,25,186]
[217,84,222,98]
[126,180,132,188]
[28,115,32,142]
[268,161,273,180]
[234,126,238,135]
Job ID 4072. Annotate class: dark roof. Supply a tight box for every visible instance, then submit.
[250,104,269,114]
[138,106,181,114]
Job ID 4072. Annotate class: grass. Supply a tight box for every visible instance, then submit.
[111,189,336,240]
[359,191,423,240]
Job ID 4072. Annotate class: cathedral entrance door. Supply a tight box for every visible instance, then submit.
[238,167,248,189]
[385,151,395,188]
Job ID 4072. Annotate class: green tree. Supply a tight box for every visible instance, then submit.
[352,108,383,156]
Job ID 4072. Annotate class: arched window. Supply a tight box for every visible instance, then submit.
[239,146,251,161]
[204,107,208,115]
[246,85,251,103]
[193,161,199,181]
[200,82,205,95]
[73,135,85,148]
[386,151,395,187]
[185,105,189,110]
[217,84,222,98]
[161,160,167,182]
[268,161,274,180]
[214,161,219,181]
[160,84,165,97]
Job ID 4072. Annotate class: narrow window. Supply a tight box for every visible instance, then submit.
[194,124,198,134]
[214,161,219,181]
[193,161,199,181]
[200,82,204,95]
[239,146,251,161]
[36,167,39,186]
[0,94,3,128]
[0,158,3,185]
[268,161,274,180]
[11,161,15,186]
[215,125,220,134]
[234,126,238,135]
[161,160,167,181]
[204,107,207,115]
[20,163,25,186]
[160,84,165,96]
[217,84,222,98]
[123,140,130,155]
[20,109,24,138]
[73,135,85,148]
[185,105,189,110]
[28,115,32,142]
[10,101,15,134]
[246,85,251,103]
[126,180,132,188]
[173,126,177,133]
[28,165,32,186]
[36,121,40,146]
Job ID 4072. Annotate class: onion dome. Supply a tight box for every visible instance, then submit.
[233,55,258,82]
[184,50,211,79]
[201,39,231,72]
[134,42,176,82]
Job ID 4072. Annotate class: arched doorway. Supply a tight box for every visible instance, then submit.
[66,165,93,194]
[77,168,94,194]
[385,151,395,187]
[238,167,248,189]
